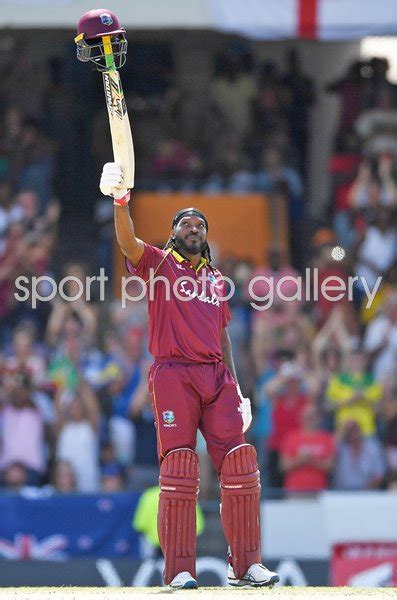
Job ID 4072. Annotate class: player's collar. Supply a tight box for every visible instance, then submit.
[171,249,207,272]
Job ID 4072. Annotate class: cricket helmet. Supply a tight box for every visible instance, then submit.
[75,8,127,71]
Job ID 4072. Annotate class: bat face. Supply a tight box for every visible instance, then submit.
[101,35,135,189]
[102,69,135,189]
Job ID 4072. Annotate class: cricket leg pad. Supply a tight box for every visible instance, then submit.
[158,448,199,584]
[220,444,262,579]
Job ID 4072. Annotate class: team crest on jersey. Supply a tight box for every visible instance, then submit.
[100,13,113,26]
[162,410,176,427]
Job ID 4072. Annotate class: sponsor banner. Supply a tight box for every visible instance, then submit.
[332,543,397,587]
[0,557,329,587]
[0,492,141,559]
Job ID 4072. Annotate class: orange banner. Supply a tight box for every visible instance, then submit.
[114,192,288,295]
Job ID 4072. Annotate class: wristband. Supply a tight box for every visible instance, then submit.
[113,191,131,206]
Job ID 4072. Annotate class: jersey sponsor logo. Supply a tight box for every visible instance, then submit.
[179,280,221,307]
[162,410,177,428]
[100,13,113,26]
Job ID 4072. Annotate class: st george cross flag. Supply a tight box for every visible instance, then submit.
[205,0,397,40]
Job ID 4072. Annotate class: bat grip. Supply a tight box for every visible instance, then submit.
[102,35,116,70]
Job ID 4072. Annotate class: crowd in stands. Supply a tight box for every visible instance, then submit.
[1,39,397,499]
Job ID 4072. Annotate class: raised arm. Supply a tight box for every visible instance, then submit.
[100,162,144,266]
[114,205,144,266]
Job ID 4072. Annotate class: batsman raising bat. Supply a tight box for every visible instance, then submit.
[75,8,279,591]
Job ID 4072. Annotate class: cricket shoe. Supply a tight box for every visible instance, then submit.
[169,571,198,590]
[228,563,280,588]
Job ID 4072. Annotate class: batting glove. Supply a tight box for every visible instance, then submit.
[236,385,252,433]
[100,162,130,206]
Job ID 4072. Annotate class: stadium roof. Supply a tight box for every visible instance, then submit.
[2,0,397,40]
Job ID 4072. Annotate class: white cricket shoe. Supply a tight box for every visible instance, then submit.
[169,571,198,590]
[228,563,280,588]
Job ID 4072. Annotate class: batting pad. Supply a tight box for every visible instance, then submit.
[158,448,199,584]
[220,444,262,579]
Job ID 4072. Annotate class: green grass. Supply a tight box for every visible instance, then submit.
[0,587,395,599]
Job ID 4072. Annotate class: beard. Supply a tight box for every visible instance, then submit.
[174,234,207,256]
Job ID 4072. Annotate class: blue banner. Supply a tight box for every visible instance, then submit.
[0,492,141,560]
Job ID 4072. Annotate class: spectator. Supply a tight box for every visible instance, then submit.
[326,349,382,436]
[251,301,314,379]
[55,382,100,493]
[3,322,46,386]
[247,245,300,310]
[379,380,397,474]
[376,153,397,207]
[254,146,303,215]
[101,463,124,493]
[355,207,397,298]
[311,238,350,327]
[327,61,367,145]
[128,379,159,492]
[11,118,55,206]
[251,62,287,144]
[0,370,45,484]
[360,262,397,326]
[152,139,202,189]
[364,58,396,110]
[386,471,397,491]
[104,364,138,468]
[0,222,25,322]
[46,262,98,348]
[347,158,379,211]
[265,361,311,487]
[251,350,294,469]
[280,404,335,494]
[211,49,256,141]
[333,420,386,490]
[0,182,22,240]
[364,293,397,382]
[1,462,29,492]
[51,460,77,494]
[312,305,355,367]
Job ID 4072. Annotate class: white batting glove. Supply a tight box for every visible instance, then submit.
[236,385,252,433]
[100,162,130,206]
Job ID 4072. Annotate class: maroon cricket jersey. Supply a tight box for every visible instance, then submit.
[125,243,230,363]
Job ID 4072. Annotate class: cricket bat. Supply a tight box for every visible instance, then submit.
[102,35,135,189]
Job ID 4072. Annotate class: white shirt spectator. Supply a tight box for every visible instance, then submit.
[57,420,99,493]
[364,314,397,381]
[356,226,397,289]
